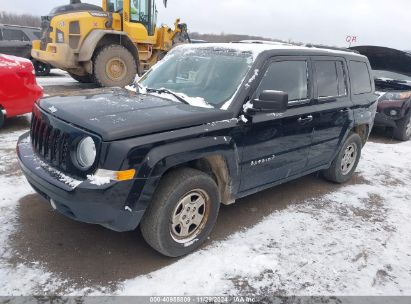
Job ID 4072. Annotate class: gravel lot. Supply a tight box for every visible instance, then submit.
[0,71,410,296]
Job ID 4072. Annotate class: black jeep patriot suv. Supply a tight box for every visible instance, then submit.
[17,43,377,257]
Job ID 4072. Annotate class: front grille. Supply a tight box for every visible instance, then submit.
[30,113,70,171]
[69,21,80,34]
[69,21,80,49]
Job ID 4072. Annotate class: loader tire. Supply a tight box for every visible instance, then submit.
[93,45,137,88]
[68,73,93,84]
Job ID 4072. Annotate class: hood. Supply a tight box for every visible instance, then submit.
[38,88,233,141]
[350,46,411,78]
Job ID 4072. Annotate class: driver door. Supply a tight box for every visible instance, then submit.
[123,0,157,43]
[236,57,315,192]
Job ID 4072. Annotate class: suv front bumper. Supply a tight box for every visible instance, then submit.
[17,132,145,232]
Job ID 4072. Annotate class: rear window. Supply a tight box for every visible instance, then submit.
[314,61,347,98]
[33,31,42,39]
[2,28,30,41]
[350,61,372,95]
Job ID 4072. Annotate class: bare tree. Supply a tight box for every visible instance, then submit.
[0,11,41,27]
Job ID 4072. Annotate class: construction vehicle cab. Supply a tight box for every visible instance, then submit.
[31,0,189,87]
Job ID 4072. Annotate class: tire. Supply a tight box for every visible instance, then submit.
[93,45,137,87]
[33,61,51,76]
[393,111,411,141]
[68,73,94,84]
[322,133,363,184]
[0,110,5,128]
[140,168,220,257]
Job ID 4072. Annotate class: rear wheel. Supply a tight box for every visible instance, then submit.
[68,73,93,84]
[93,45,137,87]
[393,112,411,141]
[140,168,220,257]
[0,109,5,128]
[322,133,363,184]
[33,61,51,76]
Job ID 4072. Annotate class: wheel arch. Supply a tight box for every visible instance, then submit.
[78,30,141,75]
[133,137,240,209]
[163,155,235,206]
[352,124,370,146]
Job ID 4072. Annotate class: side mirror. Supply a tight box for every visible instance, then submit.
[250,90,288,113]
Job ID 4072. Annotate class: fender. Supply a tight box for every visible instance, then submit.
[130,136,241,211]
[78,30,139,62]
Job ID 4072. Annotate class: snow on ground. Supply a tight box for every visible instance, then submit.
[36,70,77,87]
[0,129,68,294]
[119,141,411,296]
[0,125,410,296]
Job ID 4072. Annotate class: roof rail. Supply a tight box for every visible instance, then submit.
[233,40,292,46]
[0,24,41,30]
[305,43,359,53]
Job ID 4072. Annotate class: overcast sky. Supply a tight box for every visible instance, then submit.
[1,0,410,50]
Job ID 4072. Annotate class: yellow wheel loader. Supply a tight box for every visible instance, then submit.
[31,0,190,87]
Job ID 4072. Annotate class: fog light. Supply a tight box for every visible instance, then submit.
[390,110,398,116]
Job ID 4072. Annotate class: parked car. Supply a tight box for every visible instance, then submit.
[351,46,411,141]
[0,24,52,76]
[0,54,43,128]
[17,43,377,257]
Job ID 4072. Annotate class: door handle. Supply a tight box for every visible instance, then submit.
[297,115,313,124]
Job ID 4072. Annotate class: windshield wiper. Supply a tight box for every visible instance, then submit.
[146,88,190,105]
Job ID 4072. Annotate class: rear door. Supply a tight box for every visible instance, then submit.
[307,57,353,169]
[237,57,316,192]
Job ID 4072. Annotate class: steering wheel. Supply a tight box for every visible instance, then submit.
[139,12,148,23]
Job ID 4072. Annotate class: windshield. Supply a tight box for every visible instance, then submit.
[138,47,254,109]
[373,70,411,82]
[107,0,123,12]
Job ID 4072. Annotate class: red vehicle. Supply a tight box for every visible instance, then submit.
[0,54,43,128]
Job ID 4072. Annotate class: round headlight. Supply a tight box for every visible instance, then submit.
[76,137,96,169]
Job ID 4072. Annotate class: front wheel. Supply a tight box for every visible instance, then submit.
[93,45,137,87]
[393,112,411,141]
[322,133,363,184]
[140,168,220,257]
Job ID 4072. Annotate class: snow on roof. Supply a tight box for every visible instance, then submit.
[174,42,361,58]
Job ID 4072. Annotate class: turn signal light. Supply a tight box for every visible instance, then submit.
[93,169,136,182]
[117,169,136,181]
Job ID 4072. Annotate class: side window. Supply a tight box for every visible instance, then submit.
[33,31,42,39]
[131,0,149,24]
[350,61,372,95]
[314,61,347,98]
[2,29,29,41]
[257,60,308,102]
